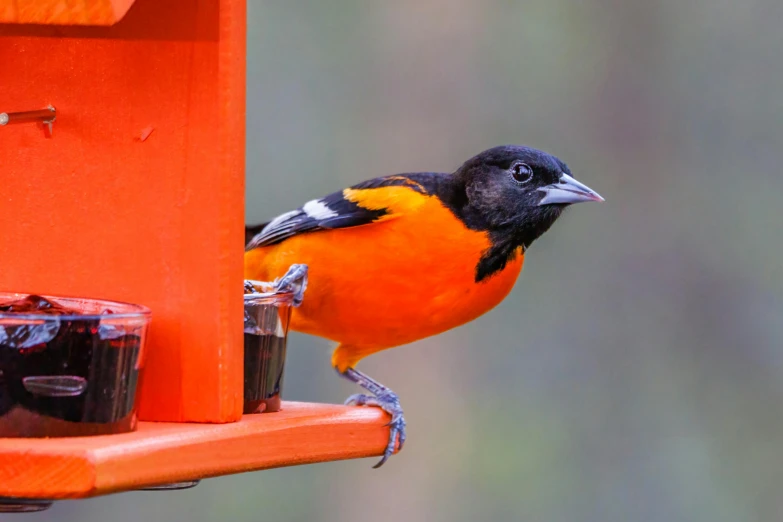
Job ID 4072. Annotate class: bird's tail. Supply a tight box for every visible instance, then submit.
[245,222,268,248]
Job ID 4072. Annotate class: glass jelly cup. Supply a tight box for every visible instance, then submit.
[243,264,307,414]
[0,292,151,437]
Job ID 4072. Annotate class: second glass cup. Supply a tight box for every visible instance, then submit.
[243,264,307,414]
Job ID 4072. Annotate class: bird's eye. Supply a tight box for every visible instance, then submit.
[510,162,533,184]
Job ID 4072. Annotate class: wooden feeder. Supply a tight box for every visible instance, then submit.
[0,0,388,510]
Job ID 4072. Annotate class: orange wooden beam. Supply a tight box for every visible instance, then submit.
[0,403,391,499]
[0,0,137,25]
[0,0,246,423]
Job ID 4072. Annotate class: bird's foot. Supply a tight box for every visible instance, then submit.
[339,368,406,468]
[344,391,406,467]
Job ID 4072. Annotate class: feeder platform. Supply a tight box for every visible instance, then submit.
[0,402,390,500]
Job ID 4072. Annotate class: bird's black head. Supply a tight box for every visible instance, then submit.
[455,145,603,253]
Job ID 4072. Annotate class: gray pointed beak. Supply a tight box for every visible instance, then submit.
[537,173,605,206]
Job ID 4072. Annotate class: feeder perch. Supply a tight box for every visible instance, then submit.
[0,0,390,510]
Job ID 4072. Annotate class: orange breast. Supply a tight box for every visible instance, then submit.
[244,194,524,353]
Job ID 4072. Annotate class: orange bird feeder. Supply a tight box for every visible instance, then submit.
[0,0,388,511]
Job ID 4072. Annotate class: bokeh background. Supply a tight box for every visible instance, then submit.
[33,0,783,521]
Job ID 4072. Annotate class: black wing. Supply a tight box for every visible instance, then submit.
[244,175,433,250]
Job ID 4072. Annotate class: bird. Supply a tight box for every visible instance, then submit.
[244,145,603,468]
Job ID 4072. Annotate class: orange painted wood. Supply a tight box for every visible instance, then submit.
[0,1,136,25]
[0,0,246,423]
[0,403,390,499]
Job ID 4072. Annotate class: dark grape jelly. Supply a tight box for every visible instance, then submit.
[0,293,150,437]
[243,292,292,414]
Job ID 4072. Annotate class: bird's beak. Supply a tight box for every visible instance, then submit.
[537,173,604,206]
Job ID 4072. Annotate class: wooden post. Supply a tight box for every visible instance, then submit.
[0,0,247,423]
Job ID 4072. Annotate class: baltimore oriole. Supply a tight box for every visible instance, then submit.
[244,145,603,467]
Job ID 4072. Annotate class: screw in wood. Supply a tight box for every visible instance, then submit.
[0,106,56,126]
[0,105,56,136]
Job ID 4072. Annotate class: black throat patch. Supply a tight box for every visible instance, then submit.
[474,237,524,283]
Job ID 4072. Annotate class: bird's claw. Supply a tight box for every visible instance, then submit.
[344,391,406,468]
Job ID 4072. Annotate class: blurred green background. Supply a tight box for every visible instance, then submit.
[33,0,783,521]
